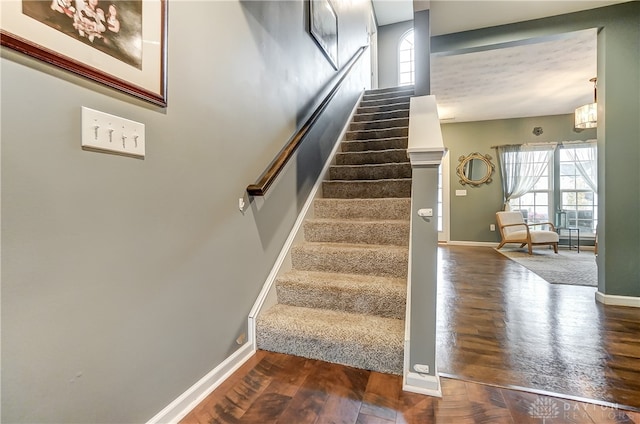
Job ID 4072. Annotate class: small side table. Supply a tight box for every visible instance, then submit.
[557,227,580,252]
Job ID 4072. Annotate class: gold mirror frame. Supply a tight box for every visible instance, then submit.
[456,152,495,186]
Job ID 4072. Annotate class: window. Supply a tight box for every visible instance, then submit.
[507,143,598,236]
[559,146,598,234]
[398,29,414,86]
[509,155,553,223]
[508,162,551,224]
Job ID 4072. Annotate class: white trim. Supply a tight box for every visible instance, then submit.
[247,91,364,346]
[146,343,255,424]
[403,204,414,373]
[447,240,500,248]
[408,150,446,167]
[438,151,450,243]
[403,371,442,397]
[407,96,446,165]
[595,292,640,308]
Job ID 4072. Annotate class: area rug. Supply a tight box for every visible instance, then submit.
[495,247,597,287]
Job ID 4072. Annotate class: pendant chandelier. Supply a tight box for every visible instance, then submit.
[575,77,597,129]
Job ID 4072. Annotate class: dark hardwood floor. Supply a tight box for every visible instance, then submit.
[182,245,640,423]
[437,246,640,410]
[181,350,640,423]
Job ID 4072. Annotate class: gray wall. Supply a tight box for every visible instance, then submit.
[442,114,596,243]
[377,20,414,88]
[431,2,640,297]
[0,1,372,422]
[409,166,439,377]
[413,9,430,96]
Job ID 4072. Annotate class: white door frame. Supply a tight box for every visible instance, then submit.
[438,151,450,243]
[369,9,378,89]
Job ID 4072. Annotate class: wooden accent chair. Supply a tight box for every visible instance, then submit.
[496,211,559,255]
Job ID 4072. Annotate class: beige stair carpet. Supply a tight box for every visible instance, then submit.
[257,86,414,375]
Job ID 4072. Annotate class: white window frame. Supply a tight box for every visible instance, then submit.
[557,145,598,235]
[508,145,598,238]
[508,158,553,225]
[398,29,414,86]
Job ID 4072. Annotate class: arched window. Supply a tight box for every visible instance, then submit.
[398,29,414,86]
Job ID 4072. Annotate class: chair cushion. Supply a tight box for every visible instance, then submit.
[496,212,527,237]
[504,230,528,241]
[497,212,525,226]
[530,230,559,243]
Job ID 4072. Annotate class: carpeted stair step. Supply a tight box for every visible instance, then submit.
[352,109,410,122]
[362,90,415,103]
[364,85,414,94]
[335,149,409,165]
[291,242,408,277]
[346,127,408,141]
[357,102,410,115]
[363,89,414,102]
[304,218,409,246]
[313,198,411,220]
[350,117,409,131]
[329,163,411,180]
[275,270,406,319]
[340,137,408,152]
[323,179,411,198]
[365,85,414,95]
[360,95,412,108]
[256,304,404,375]
[256,85,414,376]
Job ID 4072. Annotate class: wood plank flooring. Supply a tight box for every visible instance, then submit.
[181,350,640,423]
[437,246,640,410]
[182,245,640,423]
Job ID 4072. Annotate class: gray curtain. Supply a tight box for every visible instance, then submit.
[496,144,556,210]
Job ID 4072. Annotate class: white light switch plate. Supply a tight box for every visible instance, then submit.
[82,107,145,158]
[455,189,467,196]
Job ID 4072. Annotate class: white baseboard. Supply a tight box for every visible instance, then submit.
[446,240,499,248]
[146,343,255,424]
[595,291,640,308]
[403,371,442,397]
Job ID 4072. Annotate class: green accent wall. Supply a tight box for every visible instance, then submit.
[442,114,596,243]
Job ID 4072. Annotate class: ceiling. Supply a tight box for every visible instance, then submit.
[371,0,630,122]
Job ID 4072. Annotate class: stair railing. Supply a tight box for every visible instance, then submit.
[246,45,368,196]
[404,95,446,396]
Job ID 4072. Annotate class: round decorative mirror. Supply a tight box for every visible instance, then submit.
[456,153,495,186]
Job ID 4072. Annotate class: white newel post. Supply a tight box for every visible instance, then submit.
[403,95,446,396]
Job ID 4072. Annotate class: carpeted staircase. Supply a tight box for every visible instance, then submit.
[256,86,414,375]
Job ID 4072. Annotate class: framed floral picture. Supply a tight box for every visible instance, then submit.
[309,0,338,70]
[1,0,167,106]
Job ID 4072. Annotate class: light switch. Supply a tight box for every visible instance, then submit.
[82,107,145,158]
[455,189,467,196]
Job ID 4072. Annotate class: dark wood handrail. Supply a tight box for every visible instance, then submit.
[247,45,368,196]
